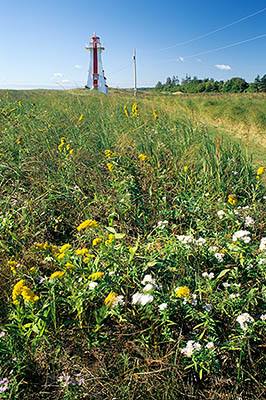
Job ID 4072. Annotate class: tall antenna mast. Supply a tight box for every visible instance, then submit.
[133,48,137,97]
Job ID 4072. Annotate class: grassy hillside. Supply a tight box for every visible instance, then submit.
[0,89,265,399]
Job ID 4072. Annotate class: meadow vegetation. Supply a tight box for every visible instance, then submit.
[0,89,265,399]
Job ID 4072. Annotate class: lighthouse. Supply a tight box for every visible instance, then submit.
[85,33,108,94]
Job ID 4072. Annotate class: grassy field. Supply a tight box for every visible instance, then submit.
[0,89,266,399]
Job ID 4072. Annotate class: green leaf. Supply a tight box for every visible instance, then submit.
[217,269,230,280]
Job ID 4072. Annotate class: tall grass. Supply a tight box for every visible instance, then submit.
[0,89,265,399]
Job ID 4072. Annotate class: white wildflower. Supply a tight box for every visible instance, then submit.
[232,230,251,243]
[260,314,266,321]
[259,238,266,252]
[88,282,98,290]
[143,283,154,292]
[236,313,254,330]
[217,210,225,219]
[206,341,214,349]
[158,303,168,311]
[141,274,156,285]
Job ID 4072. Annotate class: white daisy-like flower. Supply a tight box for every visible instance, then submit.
[158,303,168,311]
[88,282,98,290]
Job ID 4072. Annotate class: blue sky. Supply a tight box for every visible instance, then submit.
[0,0,265,89]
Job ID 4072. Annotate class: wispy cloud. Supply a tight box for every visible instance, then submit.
[74,64,82,69]
[52,72,63,78]
[178,56,184,62]
[62,79,70,83]
[215,64,231,70]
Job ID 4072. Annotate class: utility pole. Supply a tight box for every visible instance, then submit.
[133,48,137,97]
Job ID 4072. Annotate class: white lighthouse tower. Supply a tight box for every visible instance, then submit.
[85,33,108,94]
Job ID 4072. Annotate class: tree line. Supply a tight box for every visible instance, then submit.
[154,74,266,93]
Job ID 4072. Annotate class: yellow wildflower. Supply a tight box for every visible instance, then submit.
[104,292,117,307]
[21,286,39,303]
[43,242,50,250]
[104,149,114,159]
[75,248,89,255]
[60,137,66,144]
[8,261,18,274]
[184,165,188,173]
[66,144,71,151]
[257,167,264,175]
[65,262,74,268]
[78,114,83,121]
[57,253,65,260]
[175,286,190,299]
[105,233,115,245]
[69,149,74,155]
[228,194,237,206]
[93,237,102,246]
[29,267,36,272]
[12,280,26,304]
[50,271,65,279]
[153,109,158,121]
[0,153,3,157]
[77,219,98,231]
[129,247,134,253]
[58,143,64,152]
[107,163,113,172]
[16,137,22,145]
[60,244,71,253]
[88,272,104,280]
[138,154,147,161]
[18,101,22,107]
[123,105,129,117]
[131,103,138,116]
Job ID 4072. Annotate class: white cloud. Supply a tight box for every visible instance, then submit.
[74,64,82,69]
[178,56,184,62]
[53,72,63,78]
[215,64,231,71]
[196,58,202,62]
[62,79,70,83]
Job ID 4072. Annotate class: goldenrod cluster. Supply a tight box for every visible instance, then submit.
[257,167,264,179]
[50,271,65,279]
[77,219,98,232]
[104,292,117,307]
[105,233,115,245]
[12,280,39,304]
[92,237,102,246]
[88,272,104,280]
[153,109,158,121]
[131,103,139,116]
[34,242,58,253]
[8,261,18,274]
[58,137,74,154]
[123,105,129,117]
[228,194,237,206]
[107,163,113,172]
[138,154,147,161]
[104,149,114,159]
[175,286,190,299]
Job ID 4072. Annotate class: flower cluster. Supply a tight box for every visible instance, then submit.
[58,137,74,154]
[259,237,266,252]
[236,313,254,330]
[104,292,125,308]
[181,340,201,357]
[77,219,98,232]
[12,280,39,304]
[57,372,84,387]
[131,102,138,116]
[104,149,114,159]
[0,378,8,393]
[132,274,156,306]
[232,230,251,243]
